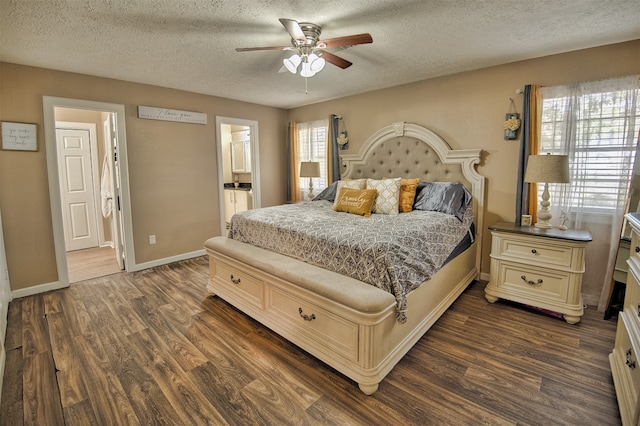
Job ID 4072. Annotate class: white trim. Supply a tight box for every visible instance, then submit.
[215,116,261,235]
[11,280,68,299]
[479,272,490,282]
[43,97,135,288]
[130,249,206,272]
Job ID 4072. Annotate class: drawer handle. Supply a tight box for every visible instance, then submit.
[298,307,316,321]
[626,349,637,369]
[531,249,537,254]
[636,246,640,253]
[637,304,640,317]
[230,274,241,284]
[521,275,543,286]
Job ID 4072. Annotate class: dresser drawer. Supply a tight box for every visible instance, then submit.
[494,260,572,304]
[495,233,574,269]
[625,267,640,329]
[211,261,265,309]
[269,287,359,361]
[612,313,640,420]
[630,232,640,270]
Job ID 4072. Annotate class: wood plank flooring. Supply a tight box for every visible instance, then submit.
[67,246,122,283]
[1,256,621,425]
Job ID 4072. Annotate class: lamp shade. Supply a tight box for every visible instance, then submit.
[283,54,301,74]
[299,161,321,178]
[524,154,570,183]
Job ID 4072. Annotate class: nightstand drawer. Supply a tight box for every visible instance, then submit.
[496,234,574,268]
[614,314,640,406]
[496,260,570,303]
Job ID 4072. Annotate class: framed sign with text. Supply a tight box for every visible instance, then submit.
[1,122,38,151]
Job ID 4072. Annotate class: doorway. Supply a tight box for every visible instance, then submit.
[215,117,261,234]
[43,97,134,286]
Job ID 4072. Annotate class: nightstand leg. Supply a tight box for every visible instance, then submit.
[485,293,498,303]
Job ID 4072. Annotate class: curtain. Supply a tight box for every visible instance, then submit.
[328,114,341,183]
[538,76,639,311]
[286,122,300,202]
[515,85,540,224]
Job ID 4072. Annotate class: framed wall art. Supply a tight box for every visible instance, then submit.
[1,122,38,151]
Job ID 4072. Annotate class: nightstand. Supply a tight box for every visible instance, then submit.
[484,221,592,324]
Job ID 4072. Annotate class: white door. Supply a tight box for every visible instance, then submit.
[56,128,99,251]
[105,115,125,269]
[0,208,11,394]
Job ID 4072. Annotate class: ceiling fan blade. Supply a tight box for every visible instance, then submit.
[235,46,291,52]
[322,33,373,49]
[321,51,352,69]
[279,18,306,43]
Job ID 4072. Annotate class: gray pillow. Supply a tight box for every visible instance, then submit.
[312,181,338,202]
[414,182,472,221]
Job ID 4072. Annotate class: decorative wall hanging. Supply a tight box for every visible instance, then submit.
[503,95,521,140]
[1,122,37,151]
[337,116,349,150]
[137,106,207,125]
[504,113,521,140]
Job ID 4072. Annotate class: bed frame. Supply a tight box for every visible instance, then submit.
[204,122,485,394]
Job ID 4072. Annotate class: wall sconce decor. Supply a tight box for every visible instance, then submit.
[337,116,349,150]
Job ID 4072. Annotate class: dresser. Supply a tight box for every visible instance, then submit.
[484,221,592,324]
[610,213,640,425]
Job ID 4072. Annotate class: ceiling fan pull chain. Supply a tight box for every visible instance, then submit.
[305,76,308,94]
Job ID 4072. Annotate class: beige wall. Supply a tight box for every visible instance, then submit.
[287,40,640,304]
[1,40,638,299]
[0,63,288,291]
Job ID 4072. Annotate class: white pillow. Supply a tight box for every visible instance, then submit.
[334,179,366,206]
[366,178,401,215]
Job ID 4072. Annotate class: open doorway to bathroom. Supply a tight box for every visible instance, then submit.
[215,117,261,234]
[55,109,123,282]
[44,96,134,287]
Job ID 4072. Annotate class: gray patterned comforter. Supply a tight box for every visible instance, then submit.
[228,200,474,323]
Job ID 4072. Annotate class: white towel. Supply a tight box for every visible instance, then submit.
[101,154,113,218]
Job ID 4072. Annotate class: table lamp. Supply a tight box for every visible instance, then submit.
[524,154,570,228]
[299,161,321,200]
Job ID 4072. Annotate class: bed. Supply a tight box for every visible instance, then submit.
[204,122,485,394]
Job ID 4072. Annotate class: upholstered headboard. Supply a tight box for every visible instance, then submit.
[341,122,485,272]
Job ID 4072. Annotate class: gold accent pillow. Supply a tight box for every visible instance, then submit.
[366,178,401,215]
[333,179,367,207]
[333,188,377,217]
[399,178,421,213]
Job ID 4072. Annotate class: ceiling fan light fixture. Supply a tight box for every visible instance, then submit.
[308,53,325,73]
[300,61,316,78]
[283,53,301,73]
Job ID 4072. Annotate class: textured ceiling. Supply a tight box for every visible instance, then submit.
[1,0,639,109]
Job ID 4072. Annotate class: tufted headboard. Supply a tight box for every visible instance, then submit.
[341,122,485,272]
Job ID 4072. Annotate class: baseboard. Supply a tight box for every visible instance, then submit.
[0,345,5,407]
[479,272,490,282]
[129,249,206,272]
[11,280,68,299]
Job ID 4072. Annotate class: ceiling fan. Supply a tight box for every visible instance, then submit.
[236,18,373,77]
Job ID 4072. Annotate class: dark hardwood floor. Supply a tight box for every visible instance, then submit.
[1,256,621,425]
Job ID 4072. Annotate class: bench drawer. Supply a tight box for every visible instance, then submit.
[269,287,359,361]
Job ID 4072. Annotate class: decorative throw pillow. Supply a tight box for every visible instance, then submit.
[312,181,338,202]
[366,178,401,215]
[333,179,366,206]
[399,178,421,213]
[333,188,377,217]
[414,182,472,221]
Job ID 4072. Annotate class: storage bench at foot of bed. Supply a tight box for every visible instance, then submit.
[204,236,478,394]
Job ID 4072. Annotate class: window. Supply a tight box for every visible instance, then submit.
[296,119,328,199]
[539,79,640,214]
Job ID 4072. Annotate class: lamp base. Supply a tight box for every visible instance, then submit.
[534,221,552,229]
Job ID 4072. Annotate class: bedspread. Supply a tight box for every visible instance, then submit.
[228,200,473,322]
